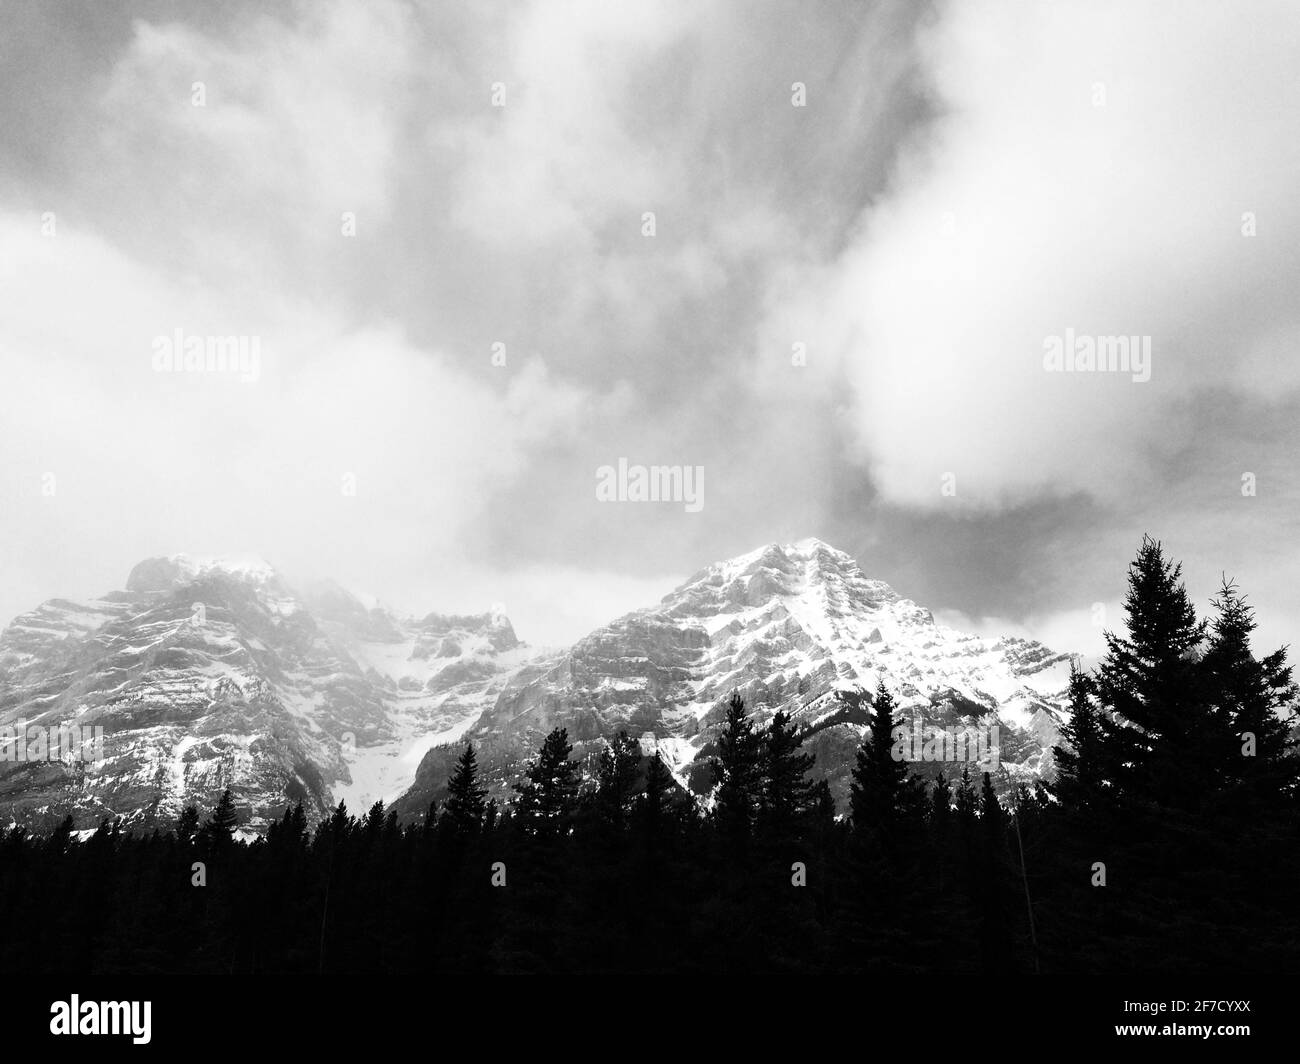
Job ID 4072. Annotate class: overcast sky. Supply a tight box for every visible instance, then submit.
[1,0,1297,659]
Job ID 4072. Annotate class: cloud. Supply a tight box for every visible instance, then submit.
[0,212,593,623]
[787,0,1300,509]
[439,0,695,251]
[3,0,1296,656]
[934,605,1116,662]
[79,0,416,299]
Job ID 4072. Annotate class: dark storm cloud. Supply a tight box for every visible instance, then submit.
[1,0,1297,658]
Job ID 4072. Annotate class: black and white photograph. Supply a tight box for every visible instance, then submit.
[0,0,1296,1043]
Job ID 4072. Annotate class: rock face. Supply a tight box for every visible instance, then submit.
[394,539,1073,818]
[0,540,1073,832]
[0,556,550,833]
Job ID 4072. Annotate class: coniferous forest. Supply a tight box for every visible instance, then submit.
[2,537,1298,975]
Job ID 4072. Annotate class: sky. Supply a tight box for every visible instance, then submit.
[1,0,1298,659]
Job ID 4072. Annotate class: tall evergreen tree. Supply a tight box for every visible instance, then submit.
[514,728,579,834]
[643,750,673,821]
[203,789,238,848]
[328,800,351,840]
[925,774,955,894]
[1051,664,1107,809]
[594,731,642,832]
[954,766,978,834]
[443,742,488,834]
[760,709,815,833]
[848,681,915,850]
[929,773,953,823]
[977,772,1014,973]
[1202,577,1298,799]
[712,691,763,843]
[1095,536,1209,806]
[175,804,200,846]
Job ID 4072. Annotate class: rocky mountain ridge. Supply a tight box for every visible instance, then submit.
[394,538,1072,817]
[1,541,1072,832]
[0,555,551,833]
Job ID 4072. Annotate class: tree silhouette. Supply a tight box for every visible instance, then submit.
[443,742,487,834]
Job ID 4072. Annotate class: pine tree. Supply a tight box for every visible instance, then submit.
[925,774,955,894]
[328,800,351,839]
[760,709,816,833]
[929,773,953,823]
[175,804,200,846]
[712,691,763,843]
[1095,536,1209,806]
[848,681,914,851]
[364,801,386,839]
[268,802,307,852]
[203,789,238,848]
[954,766,978,831]
[594,731,641,832]
[289,801,308,843]
[443,742,488,834]
[980,773,1004,834]
[1051,664,1106,809]
[514,727,579,834]
[977,772,1014,973]
[1202,577,1298,799]
[644,750,673,815]
[638,751,674,854]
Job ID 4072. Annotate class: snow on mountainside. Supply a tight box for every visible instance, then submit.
[1,540,1074,832]
[394,539,1074,817]
[0,555,552,833]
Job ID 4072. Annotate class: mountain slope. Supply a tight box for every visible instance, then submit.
[394,538,1072,816]
[1,541,1073,831]
[0,555,549,832]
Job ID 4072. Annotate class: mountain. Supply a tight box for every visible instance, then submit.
[393,538,1072,818]
[0,540,1073,832]
[0,555,552,833]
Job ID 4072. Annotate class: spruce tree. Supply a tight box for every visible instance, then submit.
[204,789,238,847]
[175,804,200,846]
[513,727,579,834]
[1095,536,1209,806]
[289,801,308,843]
[643,750,673,816]
[1202,577,1297,799]
[838,682,924,971]
[594,731,641,832]
[1051,664,1106,809]
[929,773,953,823]
[443,742,488,834]
[638,751,675,857]
[712,691,763,843]
[328,800,351,839]
[760,709,816,833]
[364,800,386,839]
[848,681,914,850]
[977,772,1014,973]
[926,774,954,894]
[954,766,978,836]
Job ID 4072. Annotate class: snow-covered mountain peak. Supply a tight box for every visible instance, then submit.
[661,538,916,638]
[125,553,280,593]
[0,557,553,834]
[402,537,1075,818]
